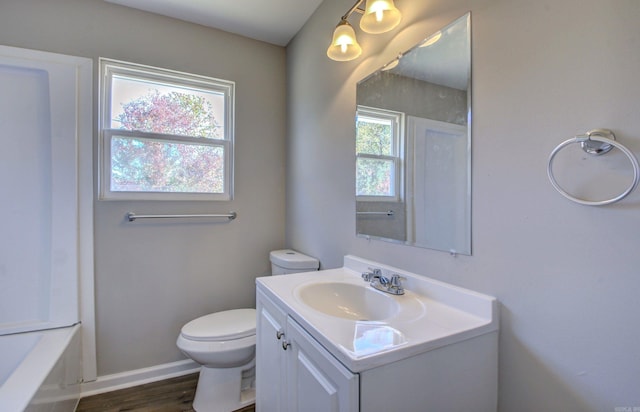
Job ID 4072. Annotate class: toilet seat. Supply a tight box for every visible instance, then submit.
[181,308,256,342]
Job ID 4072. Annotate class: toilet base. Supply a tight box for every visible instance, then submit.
[192,359,256,412]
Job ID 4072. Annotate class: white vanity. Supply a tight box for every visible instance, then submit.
[255,255,498,411]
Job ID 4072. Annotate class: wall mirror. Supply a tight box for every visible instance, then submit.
[355,13,471,255]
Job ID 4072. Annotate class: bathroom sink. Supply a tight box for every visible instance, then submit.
[295,282,399,321]
[258,256,498,371]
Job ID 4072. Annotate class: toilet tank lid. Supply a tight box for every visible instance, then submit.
[270,249,319,270]
[181,308,256,342]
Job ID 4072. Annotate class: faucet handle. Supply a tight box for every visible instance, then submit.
[389,274,406,294]
[362,267,382,281]
[390,274,405,286]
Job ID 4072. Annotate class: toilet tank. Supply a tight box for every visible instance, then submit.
[270,249,319,275]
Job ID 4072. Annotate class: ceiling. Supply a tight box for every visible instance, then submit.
[104,0,324,46]
[104,1,468,90]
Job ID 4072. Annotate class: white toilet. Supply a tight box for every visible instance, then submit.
[176,249,319,412]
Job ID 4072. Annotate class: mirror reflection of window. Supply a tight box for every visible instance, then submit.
[356,106,404,201]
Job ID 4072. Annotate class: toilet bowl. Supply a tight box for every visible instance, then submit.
[177,309,257,412]
[177,249,319,412]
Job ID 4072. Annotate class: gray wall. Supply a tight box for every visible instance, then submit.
[287,0,640,411]
[0,0,286,375]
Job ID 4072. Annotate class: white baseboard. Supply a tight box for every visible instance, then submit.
[80,359,200,398]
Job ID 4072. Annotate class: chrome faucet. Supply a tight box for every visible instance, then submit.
[362,268,405,295]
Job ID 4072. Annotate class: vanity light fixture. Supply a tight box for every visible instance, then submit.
[360,0,402,34]
[327,0,402,62]
[327,19,362,61]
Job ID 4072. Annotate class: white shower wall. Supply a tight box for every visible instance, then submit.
[0,45,94,377]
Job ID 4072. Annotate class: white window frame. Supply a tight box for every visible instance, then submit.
[98,58,235,201]
[356,106,404,202]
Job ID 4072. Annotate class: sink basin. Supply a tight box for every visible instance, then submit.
[295,282,399,321]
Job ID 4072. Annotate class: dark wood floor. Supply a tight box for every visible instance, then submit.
[76,373,255,412]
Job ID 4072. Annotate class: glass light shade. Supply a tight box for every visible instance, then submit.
[327,20,362,61]
[359,0,402,34]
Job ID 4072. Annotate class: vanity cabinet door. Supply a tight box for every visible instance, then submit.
[256,290,288,412]
[286,318,359,412]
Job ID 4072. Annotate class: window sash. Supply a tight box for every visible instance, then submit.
[356,153,398,200]
[356,115,395,156]
[101,60,235,142]
[100,129,232,201]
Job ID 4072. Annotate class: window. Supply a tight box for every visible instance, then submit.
[356,106,403,201]
[99,58,234,200]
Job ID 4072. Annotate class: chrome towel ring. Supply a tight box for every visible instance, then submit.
[547,129,640,206]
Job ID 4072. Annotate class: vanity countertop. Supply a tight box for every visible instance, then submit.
[256,255,498,372]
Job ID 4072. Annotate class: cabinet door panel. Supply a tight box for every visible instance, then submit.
[256,291,288,412]
[286,318,359,412]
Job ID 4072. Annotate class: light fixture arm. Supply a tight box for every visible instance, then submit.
[341,0,365,21]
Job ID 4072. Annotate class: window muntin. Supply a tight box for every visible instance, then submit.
[356,107,403,200]
[99,58,234,200]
